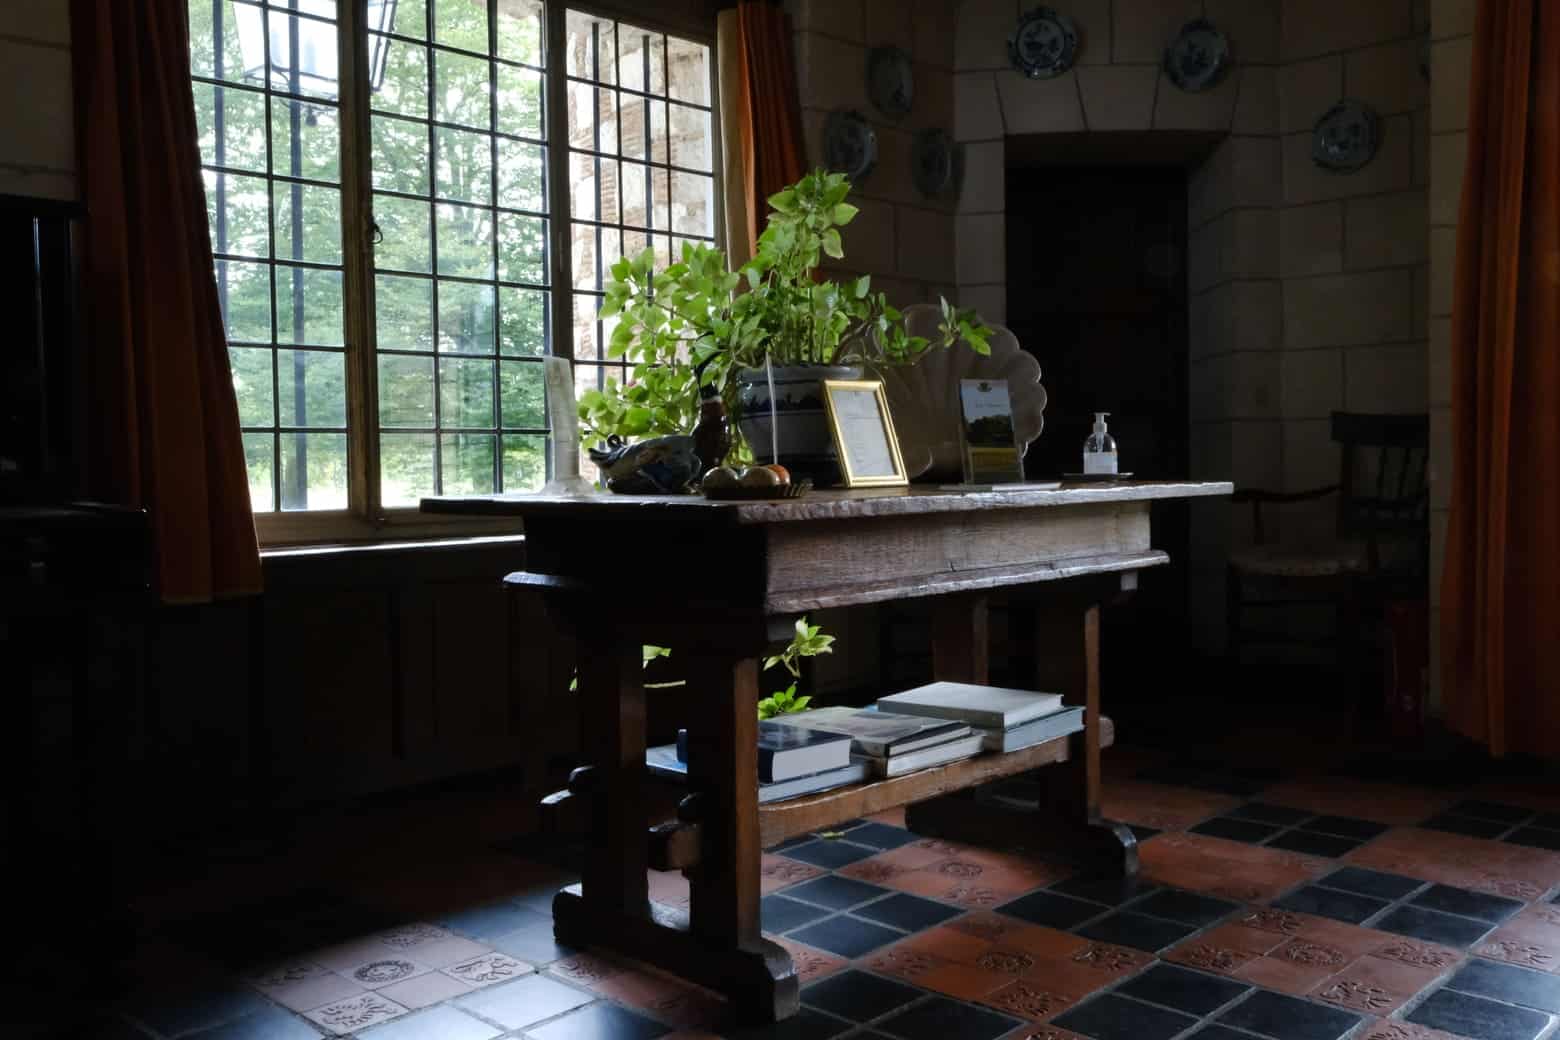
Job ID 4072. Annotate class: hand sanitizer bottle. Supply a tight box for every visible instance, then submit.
[1083,412,1118,475]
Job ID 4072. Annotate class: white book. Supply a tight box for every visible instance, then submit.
[975,706,1085,752]
[778,706,971,758]
[646,744,871,803]
[877,681,1066,730]
[863,733,986,777]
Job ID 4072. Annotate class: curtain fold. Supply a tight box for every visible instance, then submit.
[71,0,263,603]
[1440,0,1560,757]
[718,0,807,265]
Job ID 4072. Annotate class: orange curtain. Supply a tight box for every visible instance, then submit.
[71,0,263,603]
[719,0,806,263]
[1440,0,1560,757]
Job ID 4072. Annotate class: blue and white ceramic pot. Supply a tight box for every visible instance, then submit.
[736,364,862,487]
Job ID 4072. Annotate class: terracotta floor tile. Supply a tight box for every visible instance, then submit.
[1140,833,1324,901]
[593,968,700,1018]
[867,807,907,827]
[1235,949,1346,995]
[1369,937,1461,972]
[860,944,952,981]
[949,911,1038,945]
[1166,922,1288,975]
[997,1026,1092,1040]
[893,924,994,964]
[1288,916,1402,959]
[771,936,848,985]
[1100,779,1243,831]
[1357,1017,1466,1040]
[1261,779,1458,826]
[1057,942,1151,982]
[1022,950,1146,1000]
[647,869,691,907]
[998,924,1093,961]
[1310,954,1444,1015]
[1349,829,1560,902]
[547,951,626,986]
[917,960,1014,1000]
[981,978,1078,1022]
[759,854,825,893]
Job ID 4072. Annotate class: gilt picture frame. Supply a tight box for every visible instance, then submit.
[821,379,909,488]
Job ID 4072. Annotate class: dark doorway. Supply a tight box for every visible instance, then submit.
[1006,163,1191,704]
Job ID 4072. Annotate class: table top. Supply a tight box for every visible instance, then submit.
[422,479,1232,526]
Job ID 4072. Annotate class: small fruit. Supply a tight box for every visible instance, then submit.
[740,466,782,488]
[761,464,791,485]
[701,466,740,490]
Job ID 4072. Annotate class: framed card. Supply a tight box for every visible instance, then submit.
[959,378,1024,485]
[821,379,908,487]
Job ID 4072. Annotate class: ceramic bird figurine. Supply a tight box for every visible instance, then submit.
[588,435,702,494]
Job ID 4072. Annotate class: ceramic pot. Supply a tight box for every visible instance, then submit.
[736,364,862,486]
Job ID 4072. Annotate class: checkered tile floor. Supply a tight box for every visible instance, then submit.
[86,757,1560,1040]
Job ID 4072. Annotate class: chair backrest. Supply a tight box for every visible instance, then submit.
[1329,412,1430,543]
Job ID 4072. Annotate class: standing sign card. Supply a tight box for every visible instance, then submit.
[959,379,1024,484]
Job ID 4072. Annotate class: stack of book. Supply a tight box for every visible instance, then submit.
[779,706,985,777]
[645,719,870,803]
[876,681,1084,752]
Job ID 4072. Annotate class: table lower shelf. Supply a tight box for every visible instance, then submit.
[756,715,1114,848]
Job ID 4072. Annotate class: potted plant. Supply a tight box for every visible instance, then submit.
[577,170,993,484]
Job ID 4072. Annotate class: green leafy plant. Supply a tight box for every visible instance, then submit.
[577,170,993,449]
[758,683,811,721]
[757,617,834,719]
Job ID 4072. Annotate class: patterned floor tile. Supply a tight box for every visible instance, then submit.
[303,992,409,1035]
[1309,954,1443,1015]
[245,962,364,1013]
[772,937,850,986]
[375,972,472,1011]
[760,854,828,894]
[1473,902,1560,971]
[525,1001,670,1040]
[1099,779,1243,832]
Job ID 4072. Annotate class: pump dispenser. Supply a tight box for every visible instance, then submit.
[1083,412,1118,475]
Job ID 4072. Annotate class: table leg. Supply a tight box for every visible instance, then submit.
[930,592,989,684]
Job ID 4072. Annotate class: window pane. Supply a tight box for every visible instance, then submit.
[378,354,435,426]
[372,115,430,194]
[435,202,494,279]
[273,264,344,345]
[217,258,273,343]
[502,433,545,491]
[434,0,489,55]
[565,11,615,83]
[438,357,496,428]
[498,213,547,285]
[373,194,433,272]
[276,348,346,427]
[618,26,665,96]
[496,64,545,140]
[279,432,348,510]
[205,170,271,258]
[621,162,669,232]
[497,138,546,212]
[572,292,603,359]
[499,287,546,357]
[670,170,713,237]
[568,152,619,223]
[571,222,620,291]
[435,127,493,204]
[369,33,429,118]
[440,433,495,493]
[434,50,491,129]
[500,359,545,428]
[380,433,436,505]
[619,97,667,165]
[230,346,275,426]
[497,0,544,66]
[243,432,275,513]
[381,0,424,39]
[567,82,617,154]
[437,280,496,354]
[666,37,709,105]
[273,182,343,264]
[271,98,340,182]
[264,11,341,101]
[194,83,268,172]
[669,103,711,172]
[187,0,249,83]
[376,274,434,351]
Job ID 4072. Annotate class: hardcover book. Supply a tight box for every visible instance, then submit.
[777,706,971,758]
[878,682,1065,729]
[646,744,870,803]
[756,719,853,782]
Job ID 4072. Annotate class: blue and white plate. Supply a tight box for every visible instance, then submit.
[1164,18,1231,92]
[1008,7,1079,80]
[867,45,914,120]
[824,109,878,182]
[1312,99,1381,172]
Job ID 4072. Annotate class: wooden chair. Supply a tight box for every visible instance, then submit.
[1226,412,1430,686]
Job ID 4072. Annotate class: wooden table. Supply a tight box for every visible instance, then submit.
[423,480,1230,1022]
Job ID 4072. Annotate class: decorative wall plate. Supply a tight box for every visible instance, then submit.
[1008,7,1079,80]
[911,129,963,200]
[867,45,914,120]
[1312,99,1381,172]
[823,109,878,182]
[1164,19,1231,92]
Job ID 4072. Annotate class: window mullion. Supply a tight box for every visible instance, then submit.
[544,1,574,362]
[338,0,383,521]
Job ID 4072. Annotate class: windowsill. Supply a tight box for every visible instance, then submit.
[261,532,525,562]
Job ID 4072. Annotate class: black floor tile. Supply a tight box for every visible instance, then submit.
[1130,825,1161,842]
[1215,990,1361,1040]
[788,915,904,959]
[526,1001,670,1040]
[998,889,1107,929]
[1410,884,1523,924]
[1229,802,1314,826]
[771,834,817,852]
[779,840,881,869]
[1272,885,1390,925]
[1536,812,1560,830]
[1185,1028,1261,1040]
[1420,813,1510,839]
[871,995,1020,1040]
[1505,826,1560,851]
[763,894,835,933]
[1449,800,1535,823]
[1190,818,1283,844]
[1051,993,1197,1040]
[1315,866,1424,901]
[1074,910,1199,953]
[1405,987,1550,1040]
[1301,815,1389,840]
[839,823,919,850]
[852,893,962,932]
[1446,958,1560,1012]
[782,875,894,911]
[801,970,923,1022]
[1263,831,1363,858]
[1050,875,1160,907]
[1375,905,1494,948]
[725,1007,854,1040]
[1114,963,1250,1016]
[1130,889,1239,926]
